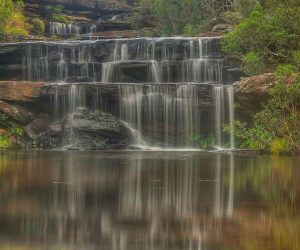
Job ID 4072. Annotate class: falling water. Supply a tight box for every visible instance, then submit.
[49,22,81,35]
[213,86,224,147]
[226,86,235,149]
[119,84,201,148]
[19,37,237,149]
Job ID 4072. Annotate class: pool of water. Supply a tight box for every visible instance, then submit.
[0,151,299,250]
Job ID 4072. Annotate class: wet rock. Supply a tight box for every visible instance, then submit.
[24,115,63,149]
[25,114,50,136]
[64,107,129,150]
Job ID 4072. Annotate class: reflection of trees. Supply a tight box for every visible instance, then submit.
[232,155,300,250]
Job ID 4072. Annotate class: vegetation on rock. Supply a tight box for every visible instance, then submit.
[0,113,24,149]
[0,0,28,38]
[228,73,300,154]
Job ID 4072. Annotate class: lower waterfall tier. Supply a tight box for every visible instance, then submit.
[48,83,235,149]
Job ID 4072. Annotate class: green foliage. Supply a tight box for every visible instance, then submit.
[30,17,45,35]
[275,64,298,78]
[47,4,70,24]
[191,133,215,150]
[51,14,70,24]
[242,52,265,76]
[132,0,235,35]
[222,2,300,74]
[0,0,28,38]
[234,0,260,17]
[231,75,300,154]
[0,113,23,149]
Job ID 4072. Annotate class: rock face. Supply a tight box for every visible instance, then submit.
[25,0,132,18]
[0,81,45,102]
[0,81,130,150]
[234,73,276,120]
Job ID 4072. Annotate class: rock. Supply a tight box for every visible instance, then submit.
[25,0,132,21]
[64,108,129,150]
[234,73,276,120]
[25,114,50,136]
[234,73,275,104]
[24,114,63,149]
[212,24,233,33]
[0,81,46,102]
[0,101,34,125]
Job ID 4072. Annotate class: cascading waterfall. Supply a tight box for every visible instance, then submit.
[16,37,237,149]
[49,22,81,36]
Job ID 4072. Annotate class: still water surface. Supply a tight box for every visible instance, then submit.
[0,151,299,250]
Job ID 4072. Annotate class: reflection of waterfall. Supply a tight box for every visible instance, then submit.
[227,153,235,217]
[1,151,238,249]
[226,86,235,149]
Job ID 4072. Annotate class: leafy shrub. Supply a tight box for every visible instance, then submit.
[30,17,45,35]
[47,4,70,24]
[231,75,300,154]
[0,113,23,149]
[275,64,298,78]
[0,0,28,37]
[242,52,265,76]
[270,138,290,155]
[51,14,70,24]
[222,4,300,73]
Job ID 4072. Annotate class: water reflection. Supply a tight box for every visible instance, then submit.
[0,151,299,250]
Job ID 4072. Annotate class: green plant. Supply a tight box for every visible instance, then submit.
[230,74,300,154]
[30,17,45,35]
[0,0,28,38]
[191,133,216,150]
[242,52,265,76]
[0,113,23,149]
[271,138,290,155]
[275,64,298,78]
[51,14,70,24]
[222,3,300,72]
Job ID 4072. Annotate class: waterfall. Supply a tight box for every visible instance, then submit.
[213,86,224,148]
[213,85,235,149]
[16,37,238,149]
[226,86,235,149]
[119,84,202,148]
[49,22,81,36]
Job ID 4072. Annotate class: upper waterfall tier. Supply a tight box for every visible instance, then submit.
[0,37,240,84]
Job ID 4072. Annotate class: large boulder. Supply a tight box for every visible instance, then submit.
[64,107,129,150]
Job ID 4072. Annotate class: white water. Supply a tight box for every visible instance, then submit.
[50,22,81,36]
[34,37,236,149]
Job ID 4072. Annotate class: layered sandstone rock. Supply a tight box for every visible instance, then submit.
[0,81,46,102]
